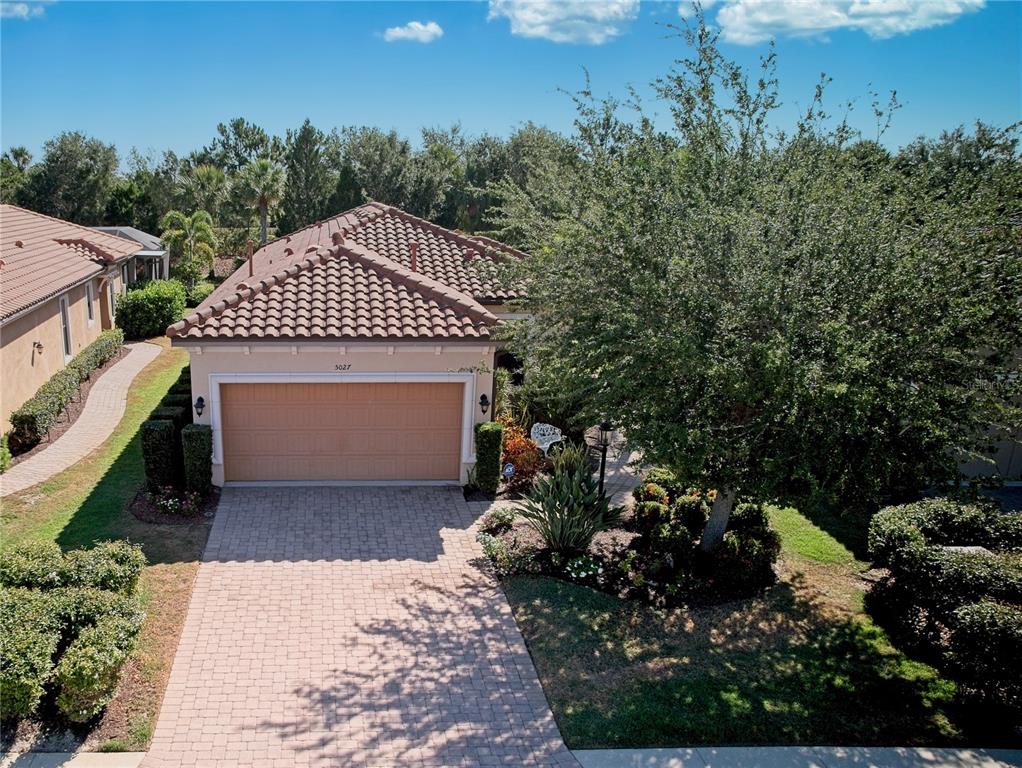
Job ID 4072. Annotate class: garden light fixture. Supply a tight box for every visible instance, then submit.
[598,420,612,498]
[194,396,205,417]
[479,393,490,415]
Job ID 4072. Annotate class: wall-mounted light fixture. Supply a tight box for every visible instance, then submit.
[194,396,205,417]
[479,394,490,415]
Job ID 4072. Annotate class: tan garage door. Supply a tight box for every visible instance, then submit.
[220,382,463,482]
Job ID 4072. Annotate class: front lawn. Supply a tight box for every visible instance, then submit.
[0,338,210,752]
[505,505,982,748]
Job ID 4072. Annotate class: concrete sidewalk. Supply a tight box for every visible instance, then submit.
[0,342,161,497]
[574,746,1022,768]
[0,753,143,768]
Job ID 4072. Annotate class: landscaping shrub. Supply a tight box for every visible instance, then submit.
[169,380,191,396]
[671,494,710,538]
[0,588,62,718]
[480,506,517,535]
[161,392,193,414]
[0,434,10,474]
[0,544,146,722]
[632,482,669,506]
[8,329,124,446]
[476,532,538,577]
[0,541,65,589]
[708,525,781,594]
[182,424,213,493]
[55,604,145,722]
[866,497,1022,714]
[549,441,589,477]
[474,421,503,494]
[141,419,175,491]
[186,280,215,307]
[516,465,621,555]
[500,420,544,491]
[115,279,186,339]
[947,601,1022,710]
[632,500,670,535]
[642,468,684,501]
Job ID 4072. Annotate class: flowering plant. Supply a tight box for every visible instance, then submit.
[147,486,202,516]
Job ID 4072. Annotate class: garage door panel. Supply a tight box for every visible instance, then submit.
[220,382,463,482]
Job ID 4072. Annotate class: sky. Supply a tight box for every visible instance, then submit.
[1,0,1019,162]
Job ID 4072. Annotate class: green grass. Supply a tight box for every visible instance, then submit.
[1,341,210,751]
[504,506,976,748]
[768,506,860,566]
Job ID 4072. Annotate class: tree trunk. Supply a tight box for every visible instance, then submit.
[259,202,268,246]
[699,488,735,553]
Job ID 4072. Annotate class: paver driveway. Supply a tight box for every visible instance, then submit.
[145,487,577,768]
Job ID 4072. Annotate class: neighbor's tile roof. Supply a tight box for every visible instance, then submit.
[167,239,496,341]
[169,203,524,342]
[0,205,142,321]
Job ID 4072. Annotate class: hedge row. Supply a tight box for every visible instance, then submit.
[866,497,1022,714]
[474,421,504,494]
[182,424,213,493]
[9,329,124,445]
[0,542,146,722]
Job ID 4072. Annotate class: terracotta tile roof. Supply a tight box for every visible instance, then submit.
[0,205,142,321]
[167,238,497,341]
[201,202,522,312]
[170,203,527,343]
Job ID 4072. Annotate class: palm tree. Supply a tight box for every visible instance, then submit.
[238,158,284,245]
[160,210,216,288]
[180,164,228,222]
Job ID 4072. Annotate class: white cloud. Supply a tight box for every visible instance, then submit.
[677,0,719,20]
[488,0,640,44]
[383,20,444,43]
[0,1,49,20]
[695,0,985,44]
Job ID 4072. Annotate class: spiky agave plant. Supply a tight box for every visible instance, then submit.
[516,465,620,555]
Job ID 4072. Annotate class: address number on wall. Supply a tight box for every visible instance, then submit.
[334,364,352,371]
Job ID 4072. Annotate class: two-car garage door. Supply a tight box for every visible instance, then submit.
[220,382,463,482]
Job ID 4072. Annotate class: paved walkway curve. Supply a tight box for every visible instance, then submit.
[0,342,162,497]
[145,487,578,768]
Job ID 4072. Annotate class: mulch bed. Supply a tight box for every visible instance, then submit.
[7,346,130,468]
[129,486,220,524]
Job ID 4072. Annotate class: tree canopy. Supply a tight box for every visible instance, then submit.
[491,20,1021,547]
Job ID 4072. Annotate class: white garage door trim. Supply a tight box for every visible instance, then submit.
[207,372,479,483]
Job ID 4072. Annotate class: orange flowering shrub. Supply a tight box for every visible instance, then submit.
[498,417,544,491]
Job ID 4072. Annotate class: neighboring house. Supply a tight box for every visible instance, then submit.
[92,225,170,284]
[168,202,525,486]
[0,205,141,430]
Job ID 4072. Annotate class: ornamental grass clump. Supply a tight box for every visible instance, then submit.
[516,465,620,555]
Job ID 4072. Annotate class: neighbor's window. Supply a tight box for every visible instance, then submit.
[59,295,72,359]
[86,282,95,324]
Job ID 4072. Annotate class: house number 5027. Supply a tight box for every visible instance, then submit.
[334,364,352,371]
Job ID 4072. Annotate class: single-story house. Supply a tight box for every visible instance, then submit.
[167,202,525,486]
[92,225,169,283]
[0,205,142,430]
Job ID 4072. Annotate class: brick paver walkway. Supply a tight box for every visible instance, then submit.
[0,342,162,497]
[145,487,578,768]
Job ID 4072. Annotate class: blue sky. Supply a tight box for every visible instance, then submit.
[2,1,1019,162]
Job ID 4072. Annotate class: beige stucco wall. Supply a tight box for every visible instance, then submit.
[180,341,496,486]
[0,276,112,431]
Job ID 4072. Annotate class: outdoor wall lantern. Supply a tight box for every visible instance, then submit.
[597,420,613,498]
[479,394,490,415]
[194,396,205,417]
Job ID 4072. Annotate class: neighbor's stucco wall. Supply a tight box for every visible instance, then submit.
[182,342,496,486]
[0,277,107,431]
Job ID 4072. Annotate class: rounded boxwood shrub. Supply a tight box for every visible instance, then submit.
[671,494,710,538]
[474,421,504,494]
[182,424,213,494]
[59,541,146,595]
[141,419,175,491]
[0,589,62,718]
[0,541,66,589]
[642,468,684,501]
[115,279,186,339]
[632,500,669,535]
[633,482,669,506]
[947,601,1022,710]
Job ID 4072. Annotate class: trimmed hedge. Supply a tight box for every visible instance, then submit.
[1,434,11,474]
[9,329,124,445]
[866,497,1022,714]
[161,393,193,414]
[0,544,147,722]
[474,421,504,494]
[141,419,175,491]
[115,279,186,339]
[182,424,213,493]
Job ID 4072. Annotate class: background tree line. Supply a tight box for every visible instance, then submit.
[0,117,573,257]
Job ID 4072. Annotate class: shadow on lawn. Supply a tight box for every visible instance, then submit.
[55,413,209,567]
[504,573,1015,749]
